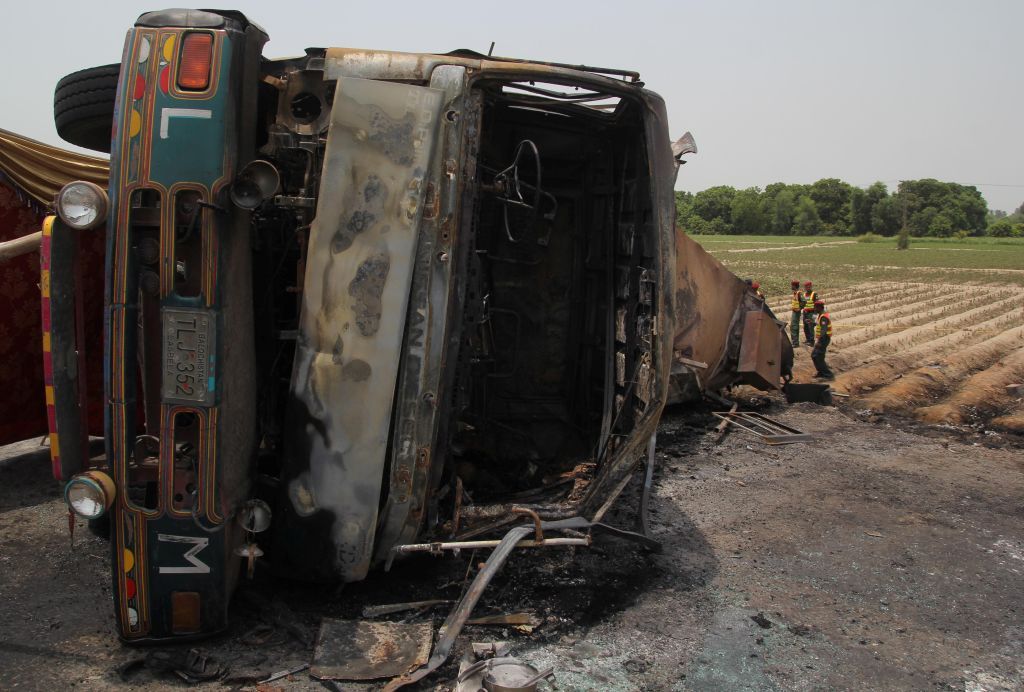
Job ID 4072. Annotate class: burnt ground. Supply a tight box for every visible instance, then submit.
[1,400,1022,691]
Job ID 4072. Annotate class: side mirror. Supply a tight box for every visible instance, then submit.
[671,132,698,161]
[229,160,280,210]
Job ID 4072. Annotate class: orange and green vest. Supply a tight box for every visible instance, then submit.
[791,290,805,312]
[815,312,832,340]
[802,290,817,312]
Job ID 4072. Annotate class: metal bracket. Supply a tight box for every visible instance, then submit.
[711,411,813,445]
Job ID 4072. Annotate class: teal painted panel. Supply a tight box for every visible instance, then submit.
[147,38,232,189]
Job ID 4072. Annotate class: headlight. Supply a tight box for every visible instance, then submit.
[64,470,116,519]
[55,181,109,230]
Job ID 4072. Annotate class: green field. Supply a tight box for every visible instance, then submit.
[690,235,1024,296]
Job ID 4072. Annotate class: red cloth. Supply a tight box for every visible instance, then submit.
[0,182,105,445]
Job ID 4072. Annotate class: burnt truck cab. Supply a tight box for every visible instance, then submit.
[49,9,786,642]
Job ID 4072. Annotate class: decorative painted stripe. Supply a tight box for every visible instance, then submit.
[39,217,61,477]
[116,509,150,636]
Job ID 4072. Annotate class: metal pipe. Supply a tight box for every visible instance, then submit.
[710,416,769,438]
[383,525,534,691]
[639,433,656,540]
[452,476,464,536]
[716,402,739,434]
[392,536,589,554]
[511,507,544,542]
[0,230,42,263]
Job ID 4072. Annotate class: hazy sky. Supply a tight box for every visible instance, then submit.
[4,0,1021,211]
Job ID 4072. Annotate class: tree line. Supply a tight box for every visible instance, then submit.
[675,178,1024,238]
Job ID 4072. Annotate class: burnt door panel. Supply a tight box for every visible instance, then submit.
[276,77,443,581]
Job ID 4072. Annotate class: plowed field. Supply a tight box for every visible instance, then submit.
[696,235,1024,435]
[766,281,1024,432]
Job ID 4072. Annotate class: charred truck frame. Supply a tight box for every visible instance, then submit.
[44,9,789,643]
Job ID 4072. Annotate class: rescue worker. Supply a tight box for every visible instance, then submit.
[789,279,804,345]
[801,280,818,345]
[811,299,834,379]
[751,281,765,300]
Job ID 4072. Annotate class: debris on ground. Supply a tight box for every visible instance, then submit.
[361,600,452,618]
[311,620,431,681]
[1,401,1022,690]
[117,648,225,685]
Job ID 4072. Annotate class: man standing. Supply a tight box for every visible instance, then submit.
[751,281,765,301]
[789,279,804,345]
[812,299,834,379]
[801,280,818,345]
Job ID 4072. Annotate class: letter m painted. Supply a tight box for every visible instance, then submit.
[157,534,211,574]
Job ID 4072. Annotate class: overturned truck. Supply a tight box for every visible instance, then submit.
[44,9,791,645]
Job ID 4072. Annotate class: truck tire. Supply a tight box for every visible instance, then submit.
[54,64,120,154]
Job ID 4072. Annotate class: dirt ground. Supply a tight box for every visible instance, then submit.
[1,398,1022,691]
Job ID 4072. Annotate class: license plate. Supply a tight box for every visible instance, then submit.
[162,308,216,405]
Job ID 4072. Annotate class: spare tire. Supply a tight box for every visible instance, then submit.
[54,64,120,153]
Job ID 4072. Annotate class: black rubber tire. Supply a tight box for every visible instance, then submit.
[54,64,120,153]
